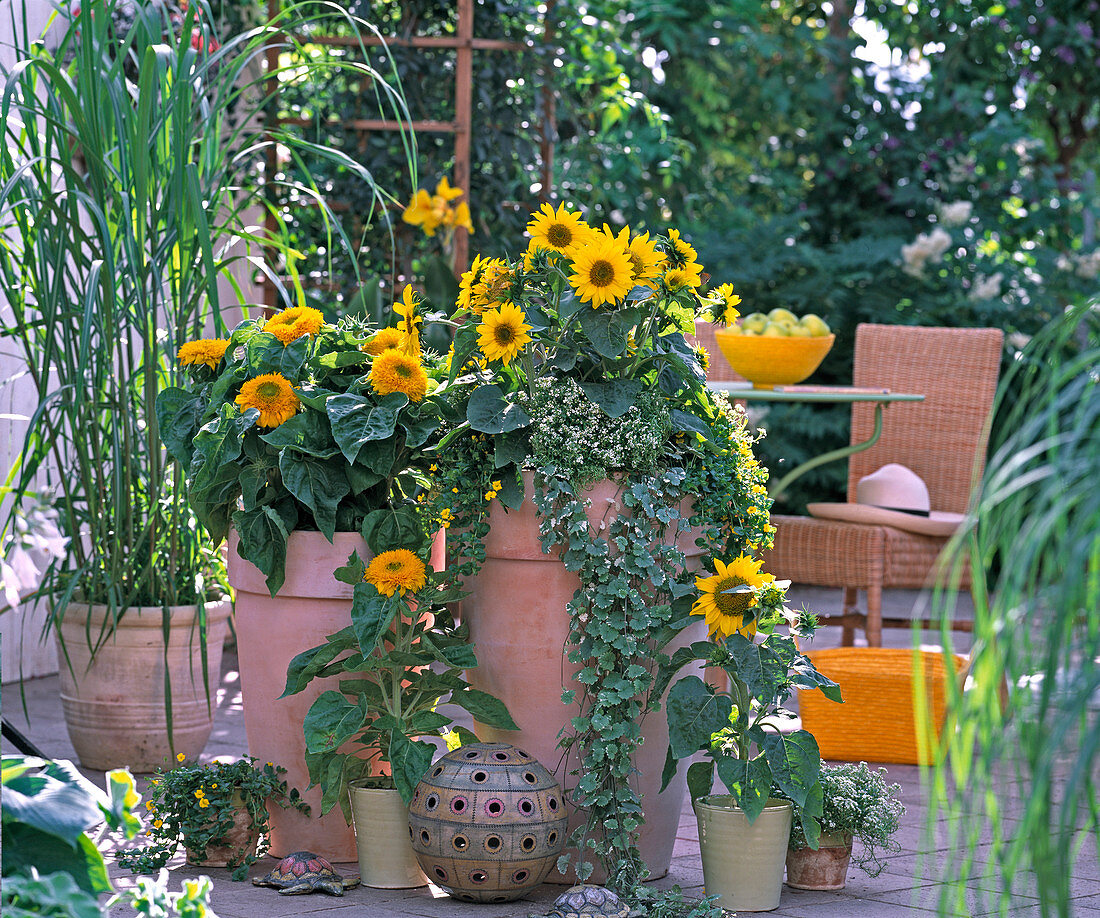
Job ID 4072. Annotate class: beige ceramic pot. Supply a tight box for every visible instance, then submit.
[185,798,261,868]
[460,472,706,882]
[785,831,853,890]
[349,784,427,888]
[228,529,368,862]
[56,600,230,772]
[695,795,793,912]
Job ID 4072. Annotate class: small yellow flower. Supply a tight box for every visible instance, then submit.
[210,783,218,789]
[145,800,155,811]
[429,464,438,472]
[439,507,452,522]
[194,789,205,799]
[177,753,187,762]
[491,481,502,492]
[199,798,211,808]
[484,489,496,501]
[153,819,163,828]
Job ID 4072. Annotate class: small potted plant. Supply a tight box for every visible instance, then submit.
[283,538,517,888]
[659,564,842,912]
[784,761,905,890]
[117,755,310,880]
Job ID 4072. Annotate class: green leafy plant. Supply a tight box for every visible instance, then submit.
[0,0,412,654]
[2,756,217,917]
[428,206,791,894]
[116,755,309,881]
[282,541,517,817]
[926,300,1100,917]
[659,575,840,848]
[786,761,904,875]
[157,298,443,595]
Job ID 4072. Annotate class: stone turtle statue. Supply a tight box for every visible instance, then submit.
[252,851,360,896]
[530,884,632,918]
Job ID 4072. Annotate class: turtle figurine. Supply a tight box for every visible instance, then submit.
[530,884,632,918]
[252,851,361,896]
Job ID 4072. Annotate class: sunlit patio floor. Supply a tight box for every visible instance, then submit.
[5,587,1100,916]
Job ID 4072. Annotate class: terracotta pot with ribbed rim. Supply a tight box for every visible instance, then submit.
[696,795,792,912]
[57,600,230,773]
[349,784,427,889]
[460,471,707,883]
[228,529,368,863]
[785,831,853,890]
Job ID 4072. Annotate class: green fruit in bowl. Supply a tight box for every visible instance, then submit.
[761,321,791,337]
[786,323,813,337]
[799,313,832,337]
[722,323,744,335]
[741,312,769,333]
[767,307,799,325]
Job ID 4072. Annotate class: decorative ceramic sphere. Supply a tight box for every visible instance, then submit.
[407,742,569,903]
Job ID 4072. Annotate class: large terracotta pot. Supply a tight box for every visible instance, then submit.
[185,795,261,868]
[228,529,370,862]
[461,473,707,882]
[57,600,230,772]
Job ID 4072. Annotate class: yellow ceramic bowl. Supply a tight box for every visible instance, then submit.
[712,330,835,388]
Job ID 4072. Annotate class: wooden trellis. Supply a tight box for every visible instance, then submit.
[263,0,555,307]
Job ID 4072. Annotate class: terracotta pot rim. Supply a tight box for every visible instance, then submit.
[60,598,231,619]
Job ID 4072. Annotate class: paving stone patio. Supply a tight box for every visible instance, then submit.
[5,587,1098,915]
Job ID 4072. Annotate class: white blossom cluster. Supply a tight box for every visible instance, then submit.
[946,153,977,184]
[1057,249,1100,280]
[525,376,671,486]
[901,227,952,278]
[1,494,68,611]
[968,272,1004,301]
[937,200,973,228]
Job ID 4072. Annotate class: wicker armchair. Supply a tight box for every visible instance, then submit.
[762,323,1004,646]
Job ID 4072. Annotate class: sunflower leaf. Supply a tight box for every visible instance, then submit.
[466,385,531,434]
[327,393,400,463]
[278,453,349,541]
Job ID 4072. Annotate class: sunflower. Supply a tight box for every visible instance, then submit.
[662,261,704,291]
[457,254,490,313]
[691,555,774,639]
[393,285,423,356]
[664,228,699,268]
[621,229,663,286]
[366,549,427,597]
[712,282,743,325]
[568,238,635,308]
[266,306,324,345]
[363,326,404,356]
[235,373,300,428]
[477,302,532,366]
[177,338,230,370]
[370,350,428,402]
[527,202,595,255]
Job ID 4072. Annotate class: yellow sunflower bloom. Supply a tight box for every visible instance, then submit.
[370,350,428,402]
[366,548,428,597]
[363,327,404,356]
[477,302,532,366]
[177,338,230,371]
[457,254,489,314]
[266,306,324,345]
[470,259,513,314]
[691,555,774,639]
[621,229,663,286]
[665,228,699,267]
[713,282,743,324]
[393,285,423,356]
[527,202,595,255]
[235,373,300,428]
[568,238,635,308]
[663,261,705,291]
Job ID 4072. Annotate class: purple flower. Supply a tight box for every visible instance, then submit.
[1075,22,1094,40]
[1053,45,1076,64]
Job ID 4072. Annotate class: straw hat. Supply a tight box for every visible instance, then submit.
[806,463,965,537]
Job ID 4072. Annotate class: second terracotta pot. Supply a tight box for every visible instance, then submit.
[461,473,706,882]
[785,832,853,890]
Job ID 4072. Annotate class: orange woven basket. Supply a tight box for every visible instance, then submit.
[799,648,967,766]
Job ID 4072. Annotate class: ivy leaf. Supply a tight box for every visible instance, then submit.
[665,676,733,758]
[466,385,531,434]
[278,453,350,540]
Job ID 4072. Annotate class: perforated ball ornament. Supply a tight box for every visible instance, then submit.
[407,742,568,902]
